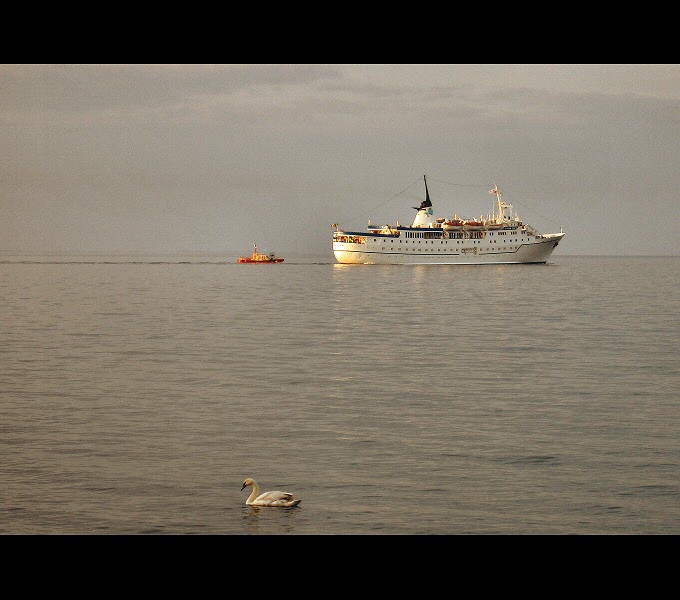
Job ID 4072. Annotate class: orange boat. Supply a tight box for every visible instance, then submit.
[238,243,284,264]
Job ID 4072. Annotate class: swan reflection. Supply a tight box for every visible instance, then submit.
[242,504,300,534]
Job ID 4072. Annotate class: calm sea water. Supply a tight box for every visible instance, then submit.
[1,254,678,535]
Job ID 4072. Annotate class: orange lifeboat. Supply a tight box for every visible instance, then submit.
[442,219,465,230]
[465,220,485,230]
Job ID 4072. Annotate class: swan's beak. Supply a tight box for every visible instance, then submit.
[240,482,246,490]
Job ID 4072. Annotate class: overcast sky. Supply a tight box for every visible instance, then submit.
[2,64,678,257]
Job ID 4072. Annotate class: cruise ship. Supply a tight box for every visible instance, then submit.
[332,176,565,265]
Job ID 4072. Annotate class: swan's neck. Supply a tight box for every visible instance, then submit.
[246,482,260,505]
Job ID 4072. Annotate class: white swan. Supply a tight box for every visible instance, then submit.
[241,478,302,507]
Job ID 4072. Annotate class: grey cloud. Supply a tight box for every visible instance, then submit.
[0,64,343,117]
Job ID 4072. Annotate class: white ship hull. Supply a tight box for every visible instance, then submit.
[333,233,564,265]
[332,176,565,266]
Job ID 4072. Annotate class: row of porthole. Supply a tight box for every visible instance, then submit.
[373,239,527,245]
[379,247,519,251]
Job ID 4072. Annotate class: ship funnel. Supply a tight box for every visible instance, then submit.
[411,175,434,227]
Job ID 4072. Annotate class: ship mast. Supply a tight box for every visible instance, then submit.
[490,184,510,223]
[413,175,432,211]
